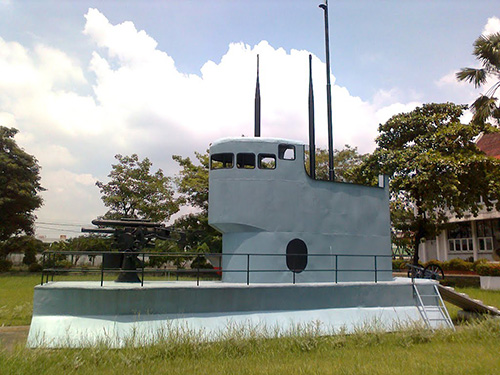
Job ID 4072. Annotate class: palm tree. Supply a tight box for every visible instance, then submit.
[456,32,500,125]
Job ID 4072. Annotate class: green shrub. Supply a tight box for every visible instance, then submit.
[473,258,489,271]
[0,258,13,272]
[423,259,443,268]
[442,258,473,271]
[28,262,43,272]
[392,259,408,270]
[55,259,73,269]
[475,262,500,276]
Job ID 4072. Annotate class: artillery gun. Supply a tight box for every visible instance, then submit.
[82,218,172,282]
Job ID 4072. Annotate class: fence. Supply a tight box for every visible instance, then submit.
[40,251,392,286]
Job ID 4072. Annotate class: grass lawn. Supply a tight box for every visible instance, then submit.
[1,274,500,374]
[1,319,499,374]
[0,275,39,326]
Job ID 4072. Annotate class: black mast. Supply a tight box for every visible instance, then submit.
[308,54,316,179]
[254,54,261,137]
[319,0,335,181]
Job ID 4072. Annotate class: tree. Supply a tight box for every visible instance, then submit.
[172,152,222,253]
[353,103,500,265]
[456,32,500,125]
[0,126,44,248]
[96,154,179,222]
[0,235,45,265]
[306,145,368,182]
[66,235,113,265]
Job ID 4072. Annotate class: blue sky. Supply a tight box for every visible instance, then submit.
[0,0,498,237]
[2,0,497,101]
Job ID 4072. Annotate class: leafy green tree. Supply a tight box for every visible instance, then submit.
[456,32,500,125]
[0,127,44,247]
[354,103,500,265]
[66,235,113,265]
[173,152,209,212]
[306,145,368,182]
[0,235,45,265]
[96,154,179,222]
[172,152,222,253]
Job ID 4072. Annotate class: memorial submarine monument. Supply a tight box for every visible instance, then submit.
[27,3,453,348]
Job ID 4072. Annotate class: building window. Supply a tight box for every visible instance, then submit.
[448,222,473,253]
[278,144,295,160]
[236,153,255,169]
[210,153,234,170]
[476,219,499,252]
[258,154,276,169]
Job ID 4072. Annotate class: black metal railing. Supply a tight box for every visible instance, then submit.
[40,251,392,286]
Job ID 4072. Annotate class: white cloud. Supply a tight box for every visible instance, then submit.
[482,17,500,36]
[435,17,500,107]
[436,71,468,88]
[0,8,423,237]
[31,145,77,168]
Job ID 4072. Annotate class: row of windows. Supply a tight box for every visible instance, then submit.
[210,144,296,170]
[448,219,499,252]
[448,237,493,252]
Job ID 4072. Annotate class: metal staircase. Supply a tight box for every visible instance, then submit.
[413,283,455,330]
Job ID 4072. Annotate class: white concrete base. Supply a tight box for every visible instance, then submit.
[28,306,429,348]
[480,276,500,290]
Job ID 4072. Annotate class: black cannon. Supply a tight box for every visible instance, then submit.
[82,218,171,282]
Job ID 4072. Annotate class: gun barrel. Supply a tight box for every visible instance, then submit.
[81,227,115,234]
[91,219,164,228]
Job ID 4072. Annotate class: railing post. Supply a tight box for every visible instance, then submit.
[40,253,45,285]
[47,253,51,283]
[246,254,250,285]
[374,256,378,283]
[197,265,200,286]
[335,255,338,283]
[100,252,104,287]
[141,252,145,287]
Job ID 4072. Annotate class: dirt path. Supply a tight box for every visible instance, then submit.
[0,326,29,352]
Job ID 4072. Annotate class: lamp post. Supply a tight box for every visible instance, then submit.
[319,0,335,181]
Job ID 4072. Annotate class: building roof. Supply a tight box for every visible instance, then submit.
[477,132,500,159]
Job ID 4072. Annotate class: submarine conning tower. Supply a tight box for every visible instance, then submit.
[208,137,392,283]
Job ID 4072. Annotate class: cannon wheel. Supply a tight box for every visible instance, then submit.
[423,264,444,280]
[407,264,424,279]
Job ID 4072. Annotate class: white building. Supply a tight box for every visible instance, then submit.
[421,133,500,263]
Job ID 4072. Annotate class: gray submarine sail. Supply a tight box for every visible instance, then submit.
[208,54,392,284]
[208,137,392,283]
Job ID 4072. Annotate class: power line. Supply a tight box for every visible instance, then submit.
[36,225,82,234]
[36,221,87,227]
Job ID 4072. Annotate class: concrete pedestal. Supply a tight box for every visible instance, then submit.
[28,278,447,348]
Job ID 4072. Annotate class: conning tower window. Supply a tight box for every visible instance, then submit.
[278,144,295,160]
[237,153,255,169]
[211,153,234,170]
[258,154,276,169]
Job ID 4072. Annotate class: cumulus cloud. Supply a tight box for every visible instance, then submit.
[35,169,105,228]
[482,17,500,36]
[0,8,422,237]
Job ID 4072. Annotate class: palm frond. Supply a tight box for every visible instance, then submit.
[473,32,500,70]
[456,68,487,88]
[471,95,499,124]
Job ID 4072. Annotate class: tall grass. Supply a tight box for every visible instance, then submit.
[1,319,499,375]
